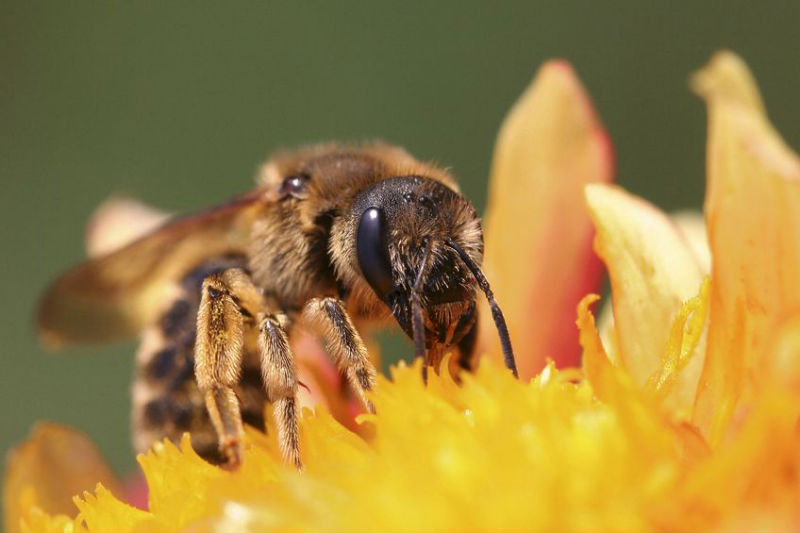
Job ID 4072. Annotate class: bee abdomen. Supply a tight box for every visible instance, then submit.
[131,257,268,464]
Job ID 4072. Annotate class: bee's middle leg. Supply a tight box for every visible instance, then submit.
[302,297,377,413]
[258,313,301,469]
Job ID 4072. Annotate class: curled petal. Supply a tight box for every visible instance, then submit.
[595,210,710,367]
[585,184,706,415]
[478,60,613,377]
[692,51,800,443]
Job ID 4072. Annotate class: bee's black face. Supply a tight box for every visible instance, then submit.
[353,176,483,351]
[371,248,477,353]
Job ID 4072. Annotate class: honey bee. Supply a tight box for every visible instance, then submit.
[37,143,517,469]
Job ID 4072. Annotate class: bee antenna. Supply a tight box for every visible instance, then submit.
[446,241,518,379]
[411,239,434,383]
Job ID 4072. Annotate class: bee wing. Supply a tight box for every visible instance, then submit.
[38,190,268,348]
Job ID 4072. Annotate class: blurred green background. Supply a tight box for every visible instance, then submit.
[3,1,800,482]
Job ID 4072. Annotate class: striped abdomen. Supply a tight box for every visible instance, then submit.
[130,257,268,463]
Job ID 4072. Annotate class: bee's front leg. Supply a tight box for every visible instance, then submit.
[302,297,377,413]
[195,268,263,469]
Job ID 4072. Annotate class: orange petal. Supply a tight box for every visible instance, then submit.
[675,317,800,528]
[3,423,120,533]
[577,294,620,403]
[477,60,613,377]
[585,184,706,414]
[692,51,800,443]
[767,315,800,394]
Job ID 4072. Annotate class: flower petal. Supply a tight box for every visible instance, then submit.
[672,317,800,530]
[646,278,710,418]
[577,294,624,403]
[692,51,800,443]
[671,211,712,275]
[767,315,800,393]
[585,184,706,414]
[595,210,710,366]
[3,423,120,533]
[477,60,613,377]
[689,50,764,113]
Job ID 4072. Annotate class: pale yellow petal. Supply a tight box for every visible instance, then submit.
[595,298,621,365]
[671,210,711,275]
[585,184,705,413]
[597,210,710,370]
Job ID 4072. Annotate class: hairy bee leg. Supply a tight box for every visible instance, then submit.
[302,297,377,413]
[258,313,302,469]
[194,268,263,469]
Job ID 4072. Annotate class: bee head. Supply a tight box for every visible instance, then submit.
[339,176,516,376]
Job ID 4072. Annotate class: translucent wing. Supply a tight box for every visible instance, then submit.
[37,191,267,348]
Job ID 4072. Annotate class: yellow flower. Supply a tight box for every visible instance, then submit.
[5,50,800,532]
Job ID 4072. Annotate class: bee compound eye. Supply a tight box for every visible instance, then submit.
[356,207,394,300]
